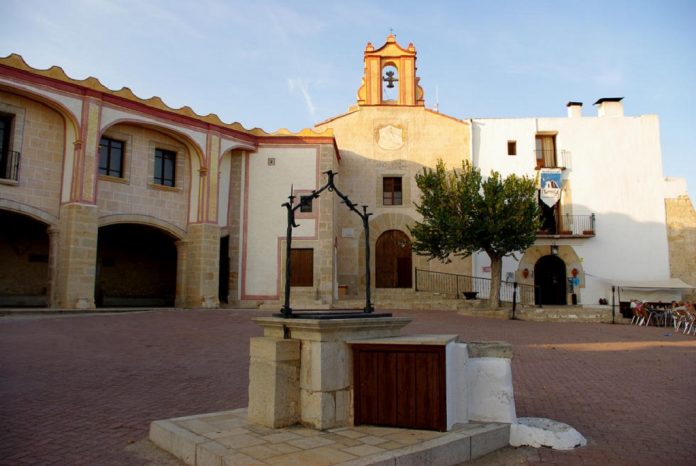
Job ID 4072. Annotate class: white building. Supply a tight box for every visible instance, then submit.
[472,100,683,305]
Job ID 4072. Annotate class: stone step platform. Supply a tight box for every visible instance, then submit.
[150,408,509,466]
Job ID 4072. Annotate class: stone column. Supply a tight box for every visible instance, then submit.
[248,337,301,428]
[174,239,189,308]
[183,223,220,308]
[55,203,98,309]
[317,145,336,305]
[46,225,60,308]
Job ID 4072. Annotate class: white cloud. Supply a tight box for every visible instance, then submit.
[287,78,316,118]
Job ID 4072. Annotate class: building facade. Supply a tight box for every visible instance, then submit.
[0,35,693,309]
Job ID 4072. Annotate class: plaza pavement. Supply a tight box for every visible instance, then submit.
[0,308,694,465]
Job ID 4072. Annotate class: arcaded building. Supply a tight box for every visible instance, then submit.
[0,35,693,309]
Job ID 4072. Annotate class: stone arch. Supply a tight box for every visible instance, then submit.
[0,84,80,204]
[534,255,567,305]
[357,212,417,289]
[95,222,178,307]
[516,245,585,301]
[99,119,207,222]
[0,199,58,226]
[0,83,80,135]
[98,213,186,240]
[381,61,400,103]
[375,230,412,288]
[100,118,206,169]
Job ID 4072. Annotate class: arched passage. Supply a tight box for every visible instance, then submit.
[535,255,567,305]
[376,230,412,288]
[95,223,177,307]
[0,210,49,307]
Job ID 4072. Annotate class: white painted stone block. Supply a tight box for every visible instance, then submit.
[467,357,516,423]
[447,342,470,428]
[509,417,587,450]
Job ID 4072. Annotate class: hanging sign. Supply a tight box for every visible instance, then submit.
[539,169,562,207]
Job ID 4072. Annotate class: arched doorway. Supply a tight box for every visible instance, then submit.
[376,230,412,288]
[534,255,567,305]
[96,224,177,307]
[0,210,49,307]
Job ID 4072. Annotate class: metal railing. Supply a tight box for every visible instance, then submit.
[538,213,595,236]
[1,150,20,181]
[535,149,566,169]
[414,268,537,305]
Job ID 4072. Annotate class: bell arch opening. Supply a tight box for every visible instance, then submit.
[381,64,400,103]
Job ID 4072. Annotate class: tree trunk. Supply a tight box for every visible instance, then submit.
[488,254,502,308]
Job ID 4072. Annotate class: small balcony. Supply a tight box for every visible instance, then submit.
[537,213,596,238]
[1,150,21,182]
[535,149,567,170]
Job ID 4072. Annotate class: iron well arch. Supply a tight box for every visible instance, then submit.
[281,170,374,317]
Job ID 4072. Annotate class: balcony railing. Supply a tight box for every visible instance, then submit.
[538,213,596,237]
[535,149,567,169]
[1,150,20,181]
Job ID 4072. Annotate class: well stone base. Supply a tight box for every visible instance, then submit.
[248,316,411,430]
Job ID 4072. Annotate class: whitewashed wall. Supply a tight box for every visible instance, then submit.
[243,146,318,297]
[473,106,672,304]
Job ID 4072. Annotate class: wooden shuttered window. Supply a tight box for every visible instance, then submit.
[383,177,402,205]
[290,248,313,287]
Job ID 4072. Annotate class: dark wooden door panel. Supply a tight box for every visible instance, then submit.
[353,344,446,431]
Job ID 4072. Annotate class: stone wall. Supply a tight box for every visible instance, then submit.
[97,124,189,231]
[665,195,696,301]
[0,91,63,217]
[317,106,474,291]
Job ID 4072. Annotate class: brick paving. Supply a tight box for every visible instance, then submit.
[1,308,695,465]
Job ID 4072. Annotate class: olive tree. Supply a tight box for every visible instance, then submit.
[409,160,541,308]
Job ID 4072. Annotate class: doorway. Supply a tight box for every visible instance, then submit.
[0,210,49,307]
[96,224,176,307]
[376,230,412,288]
[219,236,229,304]
[534,255,567,305]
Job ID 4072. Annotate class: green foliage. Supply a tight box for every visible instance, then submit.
[410,160,541,262]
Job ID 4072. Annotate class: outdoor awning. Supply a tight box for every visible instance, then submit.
[606,278,695,290]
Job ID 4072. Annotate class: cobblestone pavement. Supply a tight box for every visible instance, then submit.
[1,308,694,465]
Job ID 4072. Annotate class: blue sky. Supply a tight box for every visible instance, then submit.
[2,0,695,200]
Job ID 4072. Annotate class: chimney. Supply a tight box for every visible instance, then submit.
[594,97,624,117]
[566,101,582,118]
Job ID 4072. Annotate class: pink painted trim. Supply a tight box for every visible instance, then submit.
[99,112,206,168]
[293,189,318,220]
[76,98,90,202]
[240,152,251,300]
[58,117,68,206]
[91,98,104,203]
